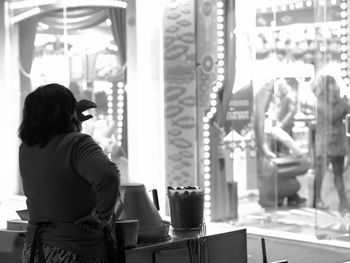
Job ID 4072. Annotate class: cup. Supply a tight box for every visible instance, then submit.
[168,187,204,230]
[115,219,139,249]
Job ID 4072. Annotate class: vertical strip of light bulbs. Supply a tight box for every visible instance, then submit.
[107,86,114,122]
[116,81,125,147]
[106,81,124,149]
[340,0,349,87]
[202,0,225,222]
[106,85,114,160]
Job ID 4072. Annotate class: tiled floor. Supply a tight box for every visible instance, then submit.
[233,166,350,246]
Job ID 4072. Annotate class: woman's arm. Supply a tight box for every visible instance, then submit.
[74,135,120,221]
[254,81,277,158]
[279,96,296,129]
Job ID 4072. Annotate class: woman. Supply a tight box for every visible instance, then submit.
[313,75,350,212]
[18,83,120,262]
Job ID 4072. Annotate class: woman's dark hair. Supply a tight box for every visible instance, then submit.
[323,75,337,96]
[18,83,80,147]
[324,75,336,89]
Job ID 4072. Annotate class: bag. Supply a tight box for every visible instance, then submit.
[272,155,310,179]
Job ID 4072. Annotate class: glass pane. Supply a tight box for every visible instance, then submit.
[246,0,350,242]
[313,0,350,240]
[12,2,128,185]
[231,2,281,230]
[215,1,286,229]
[238,0,320,235]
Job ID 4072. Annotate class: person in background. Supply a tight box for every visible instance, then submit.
[82,91,117,154]
[18,83,120,263]
[312,75,350,212]
[255,80,307,208]
[111,146,129,184]
[69,81,94,102]
[285,77,299,111]
[68,81,83,101]
[274,78,297,154]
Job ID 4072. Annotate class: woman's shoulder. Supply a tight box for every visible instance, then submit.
[60,132,102,157]
[60,132,95,146]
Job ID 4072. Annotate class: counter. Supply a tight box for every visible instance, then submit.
[0,223,247,263]
[116,223,247,263]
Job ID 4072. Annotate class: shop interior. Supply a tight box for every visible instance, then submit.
[1,0,350,262]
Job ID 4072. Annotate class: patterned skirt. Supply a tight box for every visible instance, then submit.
[22,242,106,263]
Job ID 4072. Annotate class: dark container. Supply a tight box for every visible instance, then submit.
[115,219,139,249]
[167,188,204,230]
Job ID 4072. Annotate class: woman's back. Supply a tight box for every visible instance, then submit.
[20,132,95,223]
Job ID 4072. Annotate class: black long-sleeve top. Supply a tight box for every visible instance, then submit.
[19,132,120,258]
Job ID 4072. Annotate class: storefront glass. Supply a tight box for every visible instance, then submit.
[4,0,350,246]
[219,0,350,242]
[8,1,128,185]
[312,0,350,241]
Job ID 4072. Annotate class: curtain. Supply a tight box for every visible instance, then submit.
[40,8,108,31]
[108,8,126,67]
[19,16,38,105]
[17,16,39,194]
[108,8,128,155]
